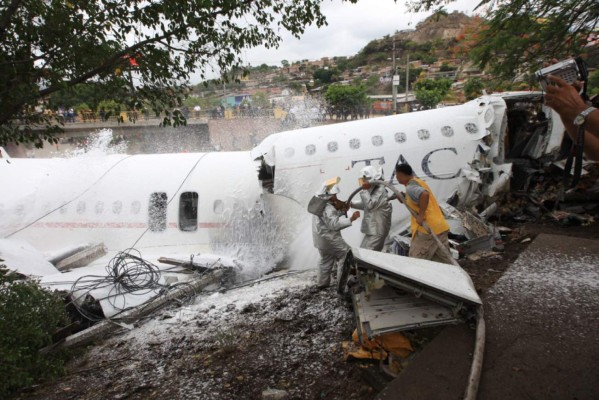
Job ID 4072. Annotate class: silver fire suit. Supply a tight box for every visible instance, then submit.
[352,185,392,251]
[312,202,352,287]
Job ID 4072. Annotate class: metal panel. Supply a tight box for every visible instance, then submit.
[351,248,481,305]
[354,285,462,339]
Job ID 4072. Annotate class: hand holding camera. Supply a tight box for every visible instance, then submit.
[544,75,589,122]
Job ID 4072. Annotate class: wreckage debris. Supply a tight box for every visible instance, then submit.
[507,162,599,225]
[40,249,238,352]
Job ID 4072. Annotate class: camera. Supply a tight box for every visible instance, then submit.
[535,58,583,90]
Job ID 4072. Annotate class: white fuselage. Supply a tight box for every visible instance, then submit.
[1,94,562,263]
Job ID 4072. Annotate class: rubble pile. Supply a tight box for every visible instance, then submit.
[500,163,599,226]
[14,272,383,400]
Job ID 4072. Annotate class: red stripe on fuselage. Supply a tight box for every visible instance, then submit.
[28,221,224,229]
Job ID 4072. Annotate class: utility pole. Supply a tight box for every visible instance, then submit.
[405,53,410,112]
[392,38,397,114]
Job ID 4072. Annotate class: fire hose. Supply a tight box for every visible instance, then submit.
[346,180,485,400]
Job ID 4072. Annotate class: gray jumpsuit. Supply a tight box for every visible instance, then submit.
[312,202,352,287]
[352,185,392,251]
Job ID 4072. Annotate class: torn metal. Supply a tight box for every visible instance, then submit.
[341,248,481,341]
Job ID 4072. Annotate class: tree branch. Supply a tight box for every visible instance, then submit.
[37,28,187,98]
[0,0,23,41]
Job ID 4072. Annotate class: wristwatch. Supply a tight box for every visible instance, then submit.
[573,106,597,126]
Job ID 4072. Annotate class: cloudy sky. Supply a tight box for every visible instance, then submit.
[192,0,482,83]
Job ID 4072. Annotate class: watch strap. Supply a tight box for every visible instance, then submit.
[575,106,597,125]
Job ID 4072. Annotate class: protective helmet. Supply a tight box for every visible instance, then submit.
[316,177,341,197]
[361,166,383,181]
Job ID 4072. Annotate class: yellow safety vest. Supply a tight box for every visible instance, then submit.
[405,177,450,238]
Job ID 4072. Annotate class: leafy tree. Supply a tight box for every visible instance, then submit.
[406,0,598,81]
[0,267,69,397]
[335,57,350,72]
[397,67,424,90]
[47,83,119,112]
[414,78,452,109]
[463,77,485,100]
[281,60,290,68]
[313,68,339,84]
[324,84,370,116]
[0,0,349,148]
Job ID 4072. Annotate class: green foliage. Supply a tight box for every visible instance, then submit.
[324,84,370,111]
[251,91,270,109]
[588,70,599,98]
[72,103,88,113]
[281,59,290,67]
[414,78,452,109]
[0,267,69,397]
[313,68,340,84]
[1,0,349,147]
[463,77,485,100]
[397,67,424,90]
[48,83,121,112]
[407,0,598,81]
[364,75,381,89]
[335,57,350,72]
[440,63,457,72]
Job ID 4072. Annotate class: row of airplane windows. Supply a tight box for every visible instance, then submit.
[283,123,479,158]
[12,192,226,233]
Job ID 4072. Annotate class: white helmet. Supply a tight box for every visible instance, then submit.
[361,166,383,181]
[316,177,341,197]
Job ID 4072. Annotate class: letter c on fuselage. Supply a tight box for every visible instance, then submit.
[421,147,460,180]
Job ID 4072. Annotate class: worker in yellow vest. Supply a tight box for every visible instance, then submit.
[394,163,453,264]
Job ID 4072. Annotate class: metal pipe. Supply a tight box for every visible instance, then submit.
[464,308,486,400]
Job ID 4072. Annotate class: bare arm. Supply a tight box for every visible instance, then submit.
[417,191,429,225]
[545,75,599,139]
[561,117,599,161]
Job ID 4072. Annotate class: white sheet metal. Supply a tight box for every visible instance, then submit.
[354,285,463,336]
[351,247,481,305]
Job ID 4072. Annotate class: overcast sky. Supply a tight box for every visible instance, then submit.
[192,0,482,83]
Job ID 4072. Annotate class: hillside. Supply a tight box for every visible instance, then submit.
[189,12,483,108]
[403,11,476,44]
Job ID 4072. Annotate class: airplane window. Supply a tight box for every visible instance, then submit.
[465,123,478,134]
[149,192,168,232]
[95,201,104,214]
[441,126,454,137]
[59,205,68,214]
[213,199,224,214]
[305,144,316,156]
[284,147,295,158]
[372,135,383,146]
[179,192,198,232]
[112,201,123,214]
[76,201,86,214]
[349,138,360,149]
[395,132,407,143]
[327,141,338,152]
[418,129,430,140]
[131,201,141,214]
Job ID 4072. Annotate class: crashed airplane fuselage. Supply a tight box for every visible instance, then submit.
[1,92,564,269]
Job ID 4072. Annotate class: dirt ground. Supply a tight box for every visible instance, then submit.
[11,220,599,400]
